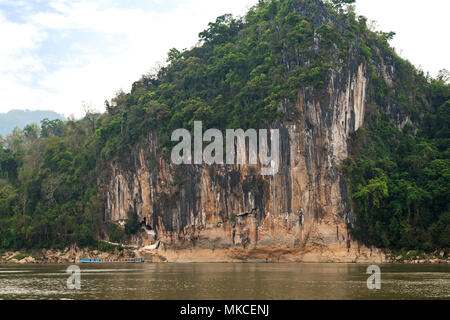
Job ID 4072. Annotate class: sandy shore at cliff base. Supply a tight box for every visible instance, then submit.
[1,245,448,265]
[139,245,449,264]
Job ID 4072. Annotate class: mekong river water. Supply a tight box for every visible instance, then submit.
[0,263,449,300]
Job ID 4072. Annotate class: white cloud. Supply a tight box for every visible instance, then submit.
[0,11,46,73]
[355,0,450,77]
[0,0,256,117]
[32,2,155,34]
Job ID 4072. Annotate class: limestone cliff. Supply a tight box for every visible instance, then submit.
[104,69,373,251]
[102,0,400,256]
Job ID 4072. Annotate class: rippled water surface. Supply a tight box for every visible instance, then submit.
[0,263,449,300]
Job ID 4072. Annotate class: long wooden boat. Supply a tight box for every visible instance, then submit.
[79,258,144,263]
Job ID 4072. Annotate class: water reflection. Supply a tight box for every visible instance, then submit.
[0,263,448,300]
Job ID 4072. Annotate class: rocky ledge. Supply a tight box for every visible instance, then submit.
[1,245,448,265]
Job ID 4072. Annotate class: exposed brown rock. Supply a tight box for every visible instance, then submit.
[103,61,373,262]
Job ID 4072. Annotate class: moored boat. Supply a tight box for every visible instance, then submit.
[79,258,144,263]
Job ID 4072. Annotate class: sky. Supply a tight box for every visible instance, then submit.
[0,0,448,117]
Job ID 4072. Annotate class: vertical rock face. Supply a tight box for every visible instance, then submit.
[104,58,370,251]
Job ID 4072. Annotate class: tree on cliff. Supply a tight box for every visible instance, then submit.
[125,211,140,236]
[326,0,356,11]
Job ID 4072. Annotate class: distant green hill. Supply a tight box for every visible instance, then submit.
[0,110,65,136]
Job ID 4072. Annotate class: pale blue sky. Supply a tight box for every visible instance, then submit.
[0,0,448,117]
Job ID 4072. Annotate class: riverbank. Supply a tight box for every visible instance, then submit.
[0,246,138,264]
[141,245,449,264]
[1,244,448,265]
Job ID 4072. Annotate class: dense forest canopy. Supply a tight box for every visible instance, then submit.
[0,0,448,252]
[343,70,450,251]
